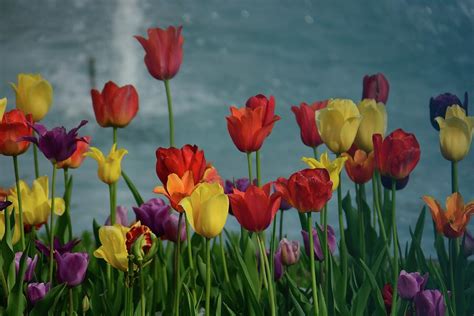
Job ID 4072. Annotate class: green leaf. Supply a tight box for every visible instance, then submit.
[122,171,144,206]
[6,243,30,316]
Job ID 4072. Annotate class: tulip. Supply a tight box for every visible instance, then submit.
[162,213,186,242]
[132,198,170,236]
[54,251,89,287]
[430,92,468,130]
[228,183,281,232]
[0,109,33,156]
[341,149,375,184]
[354,99,387,152]
[413,290,446,316]
[94,224,130,271]
[397,270,428,299]
[362,73,390,104]
[22,120,88,163]
[315,98,362,154]
[10,73,53,122]
[85,144,128,184]
[301,225,336,261]
[202,164,224,186]
[382,284,393,314]
[273,248,284,281]
[224,178,255,194]
[463,231,474,257]
[91,81,139,128]
[279,238,300,265]
[435,105,474,162]
[135,26,184,81]
[154,171,196,211]
[381,174,409,190]
[35,237,80,258]
[274,169,333,213]
[0,97,6,120]
[14,252,38,282]
[105,205,129,226]
[423,192,474,238]
[27,282,50,305]
[291,101,328,148]
[373,128,421,180]
[56,136,91,169]
[245,94,277,129]
[126,223,153,260]
[7,176,65,229]
[0,210,21,245]
[226,104,280,153]
[179,182,228,239]
[155,145,207,186]
[302,152,347,191]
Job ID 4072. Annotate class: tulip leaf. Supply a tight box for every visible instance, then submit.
[405,207,426,271]
[30,284,67,316]
[6,245,30,316]
[122,171,144,206]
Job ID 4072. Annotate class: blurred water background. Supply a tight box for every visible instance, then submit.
[1,0,473,253]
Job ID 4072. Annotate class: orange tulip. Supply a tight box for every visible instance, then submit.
[423,193,474,238]
[56,136,91,169]
[153,171,195,211]
[341,149,375,184]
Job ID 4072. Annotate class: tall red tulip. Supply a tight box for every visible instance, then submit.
[135,26,184,81]
[274,169,333,213]
[372,128,421,180]
[91,81,139,128]
[228,183,281,232]
[0,109,33,156]
[291,101,328,148]
[362,73,389,104]
[246,94,276,127]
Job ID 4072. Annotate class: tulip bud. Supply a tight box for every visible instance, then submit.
[126,223,154,265]
[27,282,51,305]
[82,295,90,312]
[397,270,428,299]
[54,251,89,287]
[301,225,336,261]
[279,239,300,266]
[413,290,446,316]
[362,73,389,104]
[14,252,38,282]
[354,99,387,152]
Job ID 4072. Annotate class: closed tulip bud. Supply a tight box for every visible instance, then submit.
[82,295,90,312]
[382,284,393,314]
[354,99,387,152]
[291,101,328,148]
[126,223,154,264]
[362,73,389,104]
[14,252,38,282]
[273,248,284,281]
[10,73,53,122]
[435,105,474,162]
[27,282,50,305]
[0,97,6,120]
[301,225,336,261]
[316,99,362,154]
[54,251,89,287]
[397,270,428,299]
[0,109,33,156]
[279,239,300,266]
[85,144,128,184]
[413,290,446,316]
[429,92,468,130]
[94,224,130,271]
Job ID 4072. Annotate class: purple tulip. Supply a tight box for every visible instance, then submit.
[0,201,11,211]
[27,282,50,305]
[162,214,186,242]
[22,120,88,163]
[414,290,446,316]
[301,225,336,261]
[279,197,292,211]
[224,178,256,194]
[132,198,170,236]
[362,73,390,104]
[463,231,474,257]
[397,270,428,299]
[35,237,80,258]
[381,174,409,191]
[54,251,89,287]
[274,247,284,281]
[429,92,468,130]
[14,252,38,282]
[279,238,300,266]
[105,205,129,226]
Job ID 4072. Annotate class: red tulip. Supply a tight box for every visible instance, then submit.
[56,136,91,169]
[135,26,184,81]
[0,109,33,156]
[362,73,390,104]
[373,128,421,180]
[228,183,281,232]
[155,145,207,186]
[291,101,328,148]
[91,81,139,128]
[245,94,277,127]
[341,148,375,184]
[274,169,333,213]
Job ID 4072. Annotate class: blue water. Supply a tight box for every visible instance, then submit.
[1,0,473,252]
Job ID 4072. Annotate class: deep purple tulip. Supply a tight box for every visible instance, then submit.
[27,282,50,305]
[54,251,89,287]
[224,178,257,194]
[162,213,186,242]
[14,252,38,282]
[429,92,468,130]
[362,73,390,104]
[381,174,409,191]
[397,270,428,299]
[279,238,300,266]
[105,205,129,226]
[301,225,336,261]
[0,201,11,211]
[414,290,446,316]
[463,231,474,257]
[35,238,80,258]
[22,120,88,163]
[132,198,171,237]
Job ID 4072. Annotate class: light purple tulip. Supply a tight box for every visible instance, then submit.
[274,247,284,281]
[105,205,129,226]
[301,225,336,261]
[54,251,89,287]
[414,290,446,316]
[279,239,300,266]
[397,270,428,299]
[14,252,38,282]
[27,282,50,305]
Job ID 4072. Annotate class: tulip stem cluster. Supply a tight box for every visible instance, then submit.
[12,155,25,250]
[336,175,348,299]
[257,233,276,316]
[173,212,183,316]
[307,212,319,315]
[219,233,230,282]
[205,237,211,316]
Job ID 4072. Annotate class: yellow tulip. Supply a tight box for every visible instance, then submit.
[354,99,387,152]
[315,98,362,154]
[7,176,65,227]
[0,212,21,245]
[10,73,53,121]
[85,144,128,184]
[302,152,347,191]
[179,182,229,239]
[94,224,130,271]
[435,105,474,162]
[0,97,6,120]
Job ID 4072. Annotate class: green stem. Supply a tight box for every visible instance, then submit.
[372,174,388,243]
[205,238,211,316]
[173,213,183,315]
[13,156,25,250]
[33,144,40,178]
[337,172,348,299]
[219,233,230,282]
[451,161,458,193]
[356,184,366,262]
[312,146,318,160]
[108,183,116,225]
[270,216,277,281]
[140,267,146,316]
[307,212,320,315]
[49,164,57,284]
[127,257,134,316]
[246,152,253,181]
[113,127,117,145]
[449,239,457,315]
[64,168,73,241]
[69,288,74,315]
[278,210,284,241]
[258,233,276,316]
[256,150,262,186]
[164,80,175,147]
[322,204,329,301]
[257,235,268,290]
[390,179,399,316]
[0,269,8,304]
[185,215,196,301]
